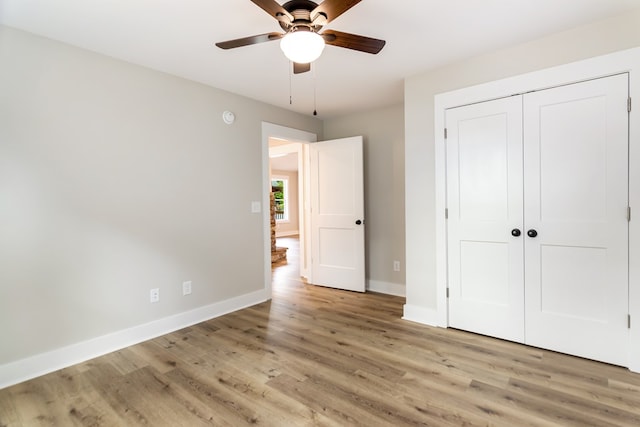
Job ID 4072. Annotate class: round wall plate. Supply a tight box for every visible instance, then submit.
[222,110,235,125]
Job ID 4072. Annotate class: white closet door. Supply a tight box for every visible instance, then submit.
[523,74,629,366]
[446,96,525,342]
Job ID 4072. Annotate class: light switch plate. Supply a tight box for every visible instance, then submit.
[251,201,261,213]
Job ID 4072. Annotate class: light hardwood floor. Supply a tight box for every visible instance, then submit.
[1,236,640,426]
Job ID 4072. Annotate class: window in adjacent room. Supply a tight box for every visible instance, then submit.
[271,177,289,222]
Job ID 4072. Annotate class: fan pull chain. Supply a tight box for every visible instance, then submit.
[289,61,293,105]
[312,63,317,116]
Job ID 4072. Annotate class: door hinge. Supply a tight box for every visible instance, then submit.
[628,206,631,222]
[444,128,448,139]
[628,97,632,113]
[628,314,631,329]
[446,287,450,298]
[445,208,449,219]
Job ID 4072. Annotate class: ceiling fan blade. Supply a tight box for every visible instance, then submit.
[293,62,311,74]
[251,0,293,24]
[322,29,385,54]
[311,0,361,24]
[216,32,283,49]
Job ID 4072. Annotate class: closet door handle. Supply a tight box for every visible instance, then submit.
[511,228,521,237]
[527,229,538,238]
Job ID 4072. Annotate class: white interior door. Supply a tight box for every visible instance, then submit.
[523,74,629,365]
[446,96,525,342]
[309,136,365,292]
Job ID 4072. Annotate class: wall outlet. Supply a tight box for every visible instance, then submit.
[393,261,401,272]
[182,281,192,296]
[150,288,160,303]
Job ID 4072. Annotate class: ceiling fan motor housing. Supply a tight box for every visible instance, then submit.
[278,0,327,32]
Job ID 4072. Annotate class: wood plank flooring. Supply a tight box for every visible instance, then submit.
[2,236,640,426]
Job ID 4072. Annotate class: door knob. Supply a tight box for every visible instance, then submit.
[355,219,362,225]
[527,229,538,238]
[511,228,521,237]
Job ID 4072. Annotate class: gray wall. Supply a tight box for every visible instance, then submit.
[404,8,640,311]
[324,104,406,292]
[0,25,322,365]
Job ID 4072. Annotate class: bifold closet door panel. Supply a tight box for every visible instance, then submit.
[446,96,525,342]
[523,74,629,366]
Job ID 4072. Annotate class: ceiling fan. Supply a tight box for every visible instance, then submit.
[215,0,386,74]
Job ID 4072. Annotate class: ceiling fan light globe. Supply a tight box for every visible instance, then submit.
[280,31,325,64]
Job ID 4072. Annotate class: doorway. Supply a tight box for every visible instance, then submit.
[269,140,304,271]
[261,123,317,297]
[261,123,366,295]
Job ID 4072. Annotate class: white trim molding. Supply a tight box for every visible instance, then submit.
[0,289,268,389]
[402,304,443,327]
[367,280,406,297]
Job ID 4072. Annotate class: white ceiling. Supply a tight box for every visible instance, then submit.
[270,152,299,172]
[1,0,638,118]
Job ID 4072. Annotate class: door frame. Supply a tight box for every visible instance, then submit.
[432,47,640,372]
[261,122,317,297]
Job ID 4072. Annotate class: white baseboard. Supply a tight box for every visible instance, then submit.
[0,288,269,389]
[367,280,406,297]
[402,303,445,327]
